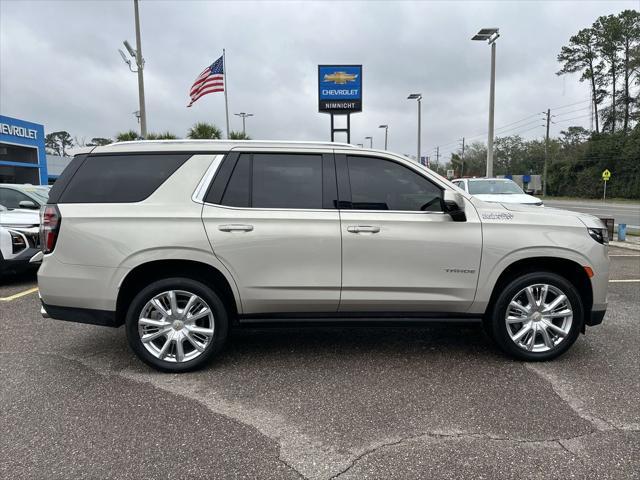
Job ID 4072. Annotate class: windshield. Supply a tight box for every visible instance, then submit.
[22,187,50,204]
[467,179,524,195]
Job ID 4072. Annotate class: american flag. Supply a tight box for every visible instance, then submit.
[187,56,224,107]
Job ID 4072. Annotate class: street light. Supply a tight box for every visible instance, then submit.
[378,125,389,150]
[118,0,147,138]
[364,136,373,148]
[407,93,422,164]
[234,112,254,136]
[472,27,499,178]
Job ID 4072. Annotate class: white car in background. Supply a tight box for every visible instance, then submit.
[0,205,41,274]
[452,178,543,206]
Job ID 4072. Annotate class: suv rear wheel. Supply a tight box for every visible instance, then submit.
[490,272,583,361]
[125,277,228,372]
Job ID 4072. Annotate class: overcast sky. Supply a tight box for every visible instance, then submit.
[1,0,637,160]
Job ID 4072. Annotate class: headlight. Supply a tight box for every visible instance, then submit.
[9,230,27,253]
[588,227,609,245]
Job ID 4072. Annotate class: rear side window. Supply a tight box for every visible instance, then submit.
[347,156,443,211]
[217,153,324,209]
[220,155,251,207]
[253,154,322,209]
[58,154,191,203]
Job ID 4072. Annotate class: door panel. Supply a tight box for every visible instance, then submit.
[201,151,341,314]
[203,207,341,313]
[339,208,481,312]
[337,154,482,313]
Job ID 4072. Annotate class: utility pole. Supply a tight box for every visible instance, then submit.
[234,112,254,136]
[408,94,422,164]
[436,146,440,165]
[472,28,499,177]
[133,0,147,138]
[379,125,389,150]
[365,136,373,148]
[487,40,496,178]
[543,108,550,197]
[460,137,465,177]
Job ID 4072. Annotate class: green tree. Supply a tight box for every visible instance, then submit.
[229,130,251,140]
[617,10,640,132]
[45,131,74,156]
[146,131,179,140]
[88,137,113,146]
[559,126,590,147]
[115,130,141,142]
[557,27,604,133]
[593,14,624,132]
[187,122,222,139]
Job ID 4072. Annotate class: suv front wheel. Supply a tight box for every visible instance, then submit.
[125,277,228,372]
[490,272,583,361]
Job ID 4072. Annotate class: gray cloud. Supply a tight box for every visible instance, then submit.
[1,0,636,161]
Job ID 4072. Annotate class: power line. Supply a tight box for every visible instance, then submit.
[495,118,544,135]
[551,113,593,124]
[552,105,592,118]
[549,98,591,110]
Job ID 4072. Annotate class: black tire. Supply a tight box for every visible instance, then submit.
[125,277,228,372]
[490,271,583,361]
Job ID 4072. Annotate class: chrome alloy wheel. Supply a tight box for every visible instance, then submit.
[505,284,573,353]
[138,290,214,363]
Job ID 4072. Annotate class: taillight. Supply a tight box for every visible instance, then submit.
[40,205,61,254]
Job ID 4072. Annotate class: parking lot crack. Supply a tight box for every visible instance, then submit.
[525,364,617,432]
[329,429,604,479]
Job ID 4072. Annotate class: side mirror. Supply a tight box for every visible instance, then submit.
[19,200,38,209]
[443,190,466,222]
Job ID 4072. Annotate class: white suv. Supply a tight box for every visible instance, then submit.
[38,141,609,372]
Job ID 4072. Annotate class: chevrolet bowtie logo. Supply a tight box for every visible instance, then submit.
[323,72,358,84]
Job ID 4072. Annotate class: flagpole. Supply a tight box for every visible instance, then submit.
[223,48,230,139]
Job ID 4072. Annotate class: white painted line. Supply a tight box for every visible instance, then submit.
[609,279,640,283]
[610,255,640,257]
[0,287,39,302]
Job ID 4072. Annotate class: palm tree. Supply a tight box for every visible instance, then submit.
[116,130,141,142]
[146,131,179,140]
[229,130,251,140]
[187,122,222,139]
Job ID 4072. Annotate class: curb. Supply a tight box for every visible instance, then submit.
[609,240,640,252]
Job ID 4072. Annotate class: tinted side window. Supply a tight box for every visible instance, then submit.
[252,154,322,209]
[59,154,190,203]
[220,155,250,207]
[0,188,31,209]
[347,156,443,211]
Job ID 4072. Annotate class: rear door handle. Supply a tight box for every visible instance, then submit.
[218,224,254,232]
[347,225,380,234]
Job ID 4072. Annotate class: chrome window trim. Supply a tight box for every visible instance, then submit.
[192,154,225,204]
[202,202,447,215]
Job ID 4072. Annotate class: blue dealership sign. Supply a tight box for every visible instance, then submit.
[0,115,48,184]
[318,65,362,113]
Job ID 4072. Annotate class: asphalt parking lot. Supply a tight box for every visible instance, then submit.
[1,248,638,480]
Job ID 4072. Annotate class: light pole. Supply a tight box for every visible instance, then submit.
[472,27,499,178]
[118,0,147,138]
[378,125,388,150]
[234,112,254,136]
[407,94,422,163]
[365,136,373,148]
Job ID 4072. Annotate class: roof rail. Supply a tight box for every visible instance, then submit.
[110,139,356,148]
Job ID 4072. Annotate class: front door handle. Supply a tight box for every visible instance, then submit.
[347,225,380,234]
[218,224,254,232]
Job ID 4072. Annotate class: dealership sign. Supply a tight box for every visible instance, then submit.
[318,65,362,113]
[0,122,38,140]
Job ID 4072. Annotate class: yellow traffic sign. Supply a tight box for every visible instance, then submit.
[602,169,611,181]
